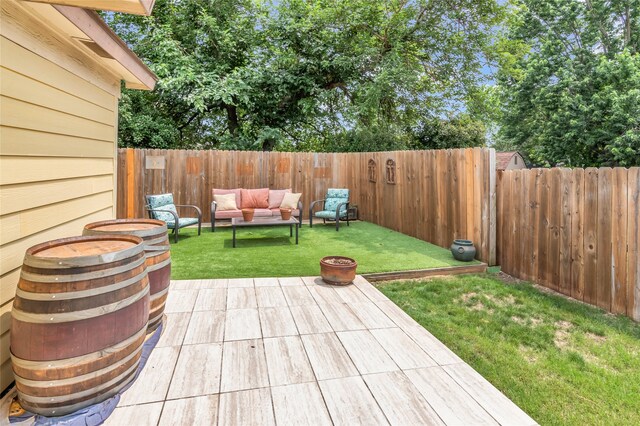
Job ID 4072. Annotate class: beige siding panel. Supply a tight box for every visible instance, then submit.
[0,127,114,158]
[0,207,112,276]
[0,156,113,185]
[0,1,120,97]
[1,357,11,392]
[0,37,115,110]
[1,190,113,244]
[1,268,21,306]
[0,175,114,216]
[1,96,114,141]
[1,68,114,125]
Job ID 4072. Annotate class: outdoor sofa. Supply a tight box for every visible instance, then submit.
[211,188,303,231]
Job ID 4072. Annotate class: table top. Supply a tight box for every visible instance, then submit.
[232,216,299,227]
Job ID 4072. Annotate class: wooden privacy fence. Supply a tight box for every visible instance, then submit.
[497,168,640,320]
[117,148,497,263]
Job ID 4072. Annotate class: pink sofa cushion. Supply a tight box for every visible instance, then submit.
[241,188,269,209]
[213,188,242,207]
[271,208,300,216]
[268,189,291,208]
[215,209,274,219]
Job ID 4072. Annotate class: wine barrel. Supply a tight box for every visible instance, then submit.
[10,235,150,417]
[83,219,171,333]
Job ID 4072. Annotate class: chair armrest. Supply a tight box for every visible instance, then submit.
[175,204,202,221]
[309,199,325,212]
[146,208,179,224]
[336,201,350,217]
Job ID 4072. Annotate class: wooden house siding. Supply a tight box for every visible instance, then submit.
[0,2,121,389]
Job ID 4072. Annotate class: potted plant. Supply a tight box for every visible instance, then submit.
[320,256,357,285]
[242,208,255,222]
[280,208,292,220]
[450,239,476,261]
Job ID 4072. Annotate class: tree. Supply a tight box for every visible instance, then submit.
[496,0,640,167]
[412,115,487,150]
[107,0,504,151]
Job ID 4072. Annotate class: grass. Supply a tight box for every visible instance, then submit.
[168,221,476,279]
[377,274,640,426]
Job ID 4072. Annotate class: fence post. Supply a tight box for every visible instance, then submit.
[126,148,135,218]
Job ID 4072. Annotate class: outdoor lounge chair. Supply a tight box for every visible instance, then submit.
[145,193,202,243]
[309,188,350,231]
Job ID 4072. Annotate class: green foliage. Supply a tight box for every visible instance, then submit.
[496,0,640,167]
[412,115,487,150]
[106,0,503,150]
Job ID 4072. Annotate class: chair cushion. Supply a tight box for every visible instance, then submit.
[147,193,174,209]
[213,188,242,208]
[314,210,347,219]
[241,188,269,209]
[280,192,301,209]
[327,188,349,199]
[214,193,238,211]
[268,189,291,208]
[166,217,199,228]
[324,188,349,214]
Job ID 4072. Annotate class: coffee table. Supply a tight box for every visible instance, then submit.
[231,216,299,247]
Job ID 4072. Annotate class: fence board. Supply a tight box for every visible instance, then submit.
[499,166,639,320]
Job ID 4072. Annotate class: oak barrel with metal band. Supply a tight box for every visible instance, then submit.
[10,235,150,417]
[83,219,171,333]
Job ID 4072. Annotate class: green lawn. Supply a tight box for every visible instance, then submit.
[378,274,640,426]
[168,221,475,279]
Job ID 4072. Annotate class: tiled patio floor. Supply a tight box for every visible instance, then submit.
[105,276,537,426]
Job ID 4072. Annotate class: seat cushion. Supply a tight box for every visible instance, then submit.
[254,208,274,217]
[214,209,242,219]
[314,210,347,219]
[240,188,269,209]
[268,189,291,208]
[213,188,242,208]
[324,197,348,214]
[166,217,199,228]
[147,193,175,209]
[271,208,300,216]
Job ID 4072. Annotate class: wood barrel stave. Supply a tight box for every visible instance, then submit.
[10,235,149,416]
[83,219,171,333]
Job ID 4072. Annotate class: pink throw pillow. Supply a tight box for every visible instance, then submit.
[241,188,269,209]
[213,188,242,207]
[268,189,292,209]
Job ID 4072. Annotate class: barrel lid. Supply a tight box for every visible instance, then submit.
[24,235,144,268]
[90,223,159,232]
[83,219,167,236]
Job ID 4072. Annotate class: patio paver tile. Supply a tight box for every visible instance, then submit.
[167,343,222,399]
[363,371,445,426]
[156,313,191,347]
[370,328,437,370]
[263,336,315,386]
[336,330,398,374]
[104,402,163,426]
[194,288,227,311]
[289,305,333,334]
[352,275,390,302]
[224,308,262,341]
[443,363,537,425]
[218,388,276,426]
[348,302,396,329]
[318,303,366,332]
[271,382,333,426]
[332,285,371,304]
[227,278,254,288]
[259,307,299,338]
[404,367,498,426]
[254,277,280,287]
[306,284,344,305]
[199,278,229,289]
[163,289,198,313]
[220,339,269,393]
[278,277,305,286]
[118,346,180,406]
[300,332,359,381]
[159,395,219,426]
[318,376,390,426]
[226,287,258,309]
[373,300,421,330]
[403,325,463,366]
[301,276,323,286]
[183,310,225,344]
[281,285,316,306]
[256,286,288,307]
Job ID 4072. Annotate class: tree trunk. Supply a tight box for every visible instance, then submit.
[225,104,239,135]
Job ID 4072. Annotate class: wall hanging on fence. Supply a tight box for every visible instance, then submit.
[368,159,377,182]
[386,159,396,184]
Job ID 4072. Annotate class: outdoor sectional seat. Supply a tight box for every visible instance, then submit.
[211,188,303,231]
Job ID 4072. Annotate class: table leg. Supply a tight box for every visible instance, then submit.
[290,224,293,237]
[295,222,299,244]
[233,225,236,248]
